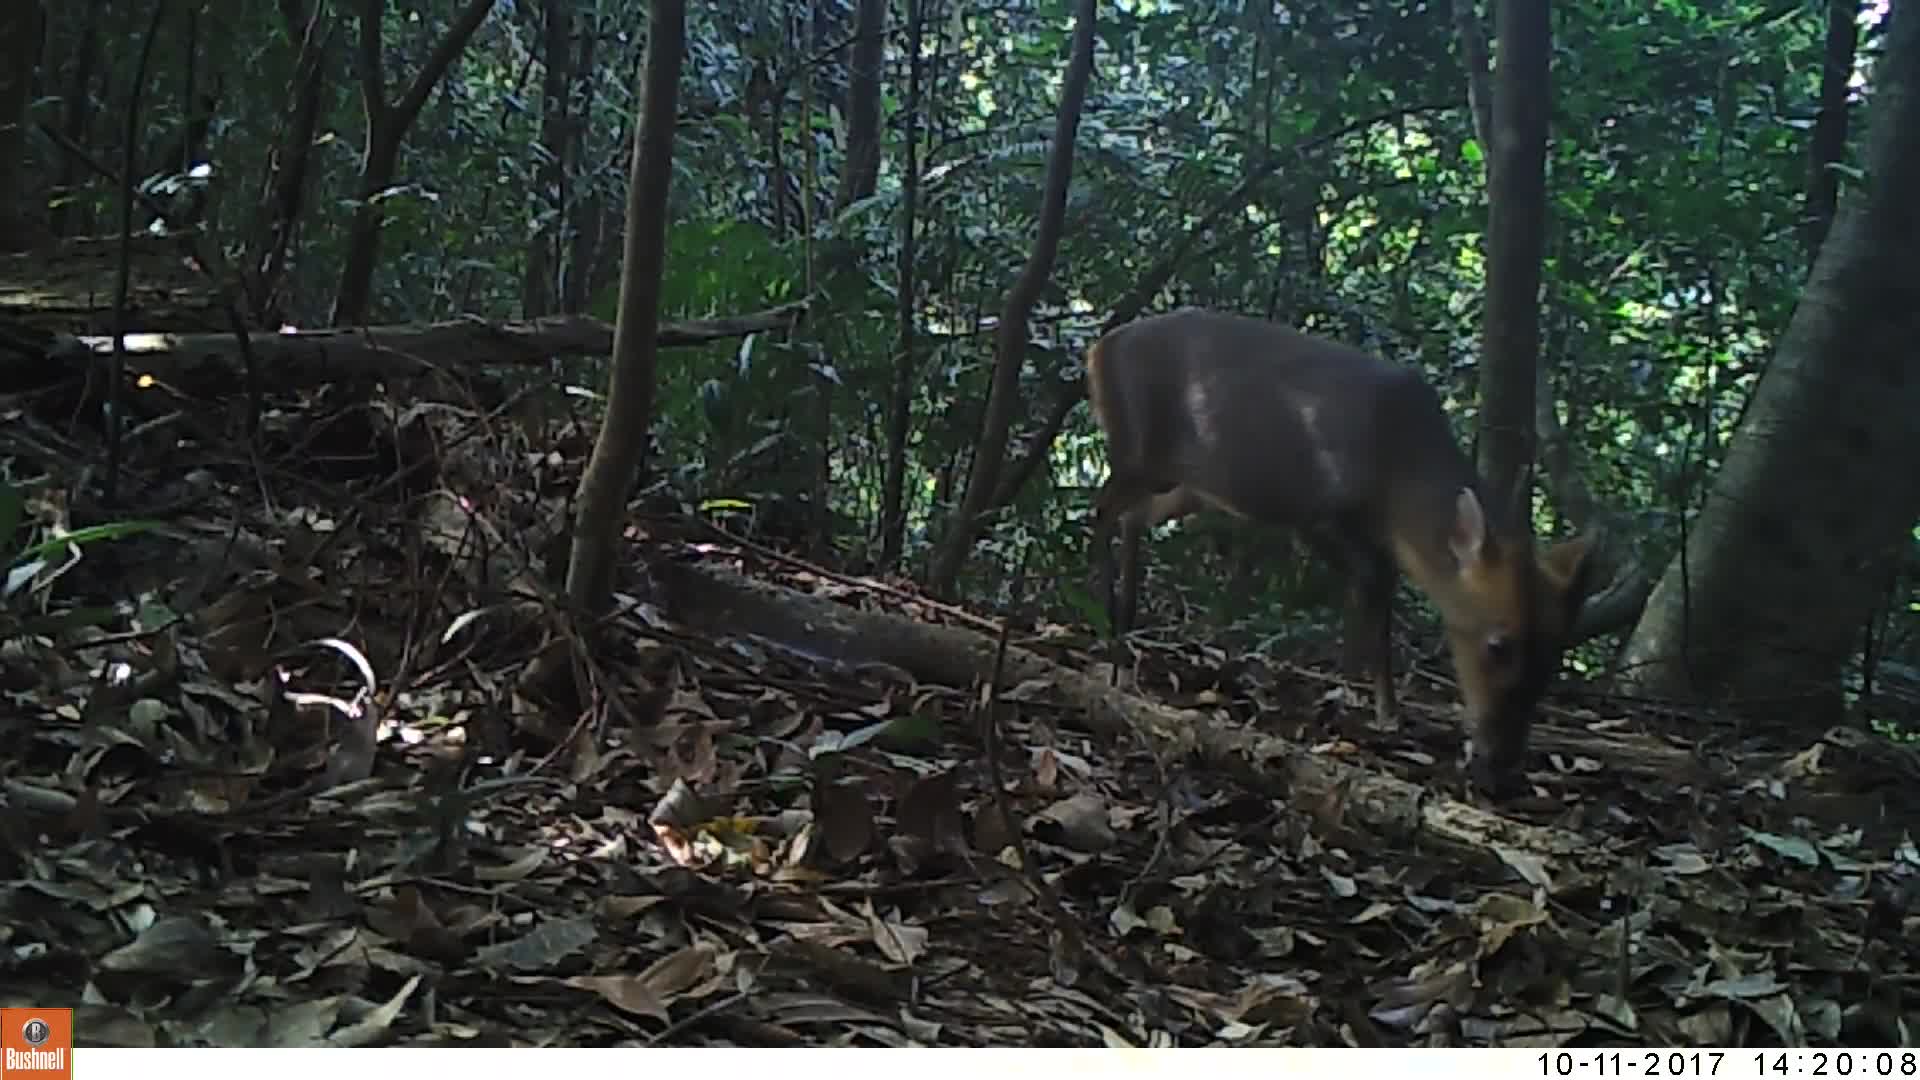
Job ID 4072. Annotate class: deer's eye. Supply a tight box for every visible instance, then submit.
[1485,633,1515,666]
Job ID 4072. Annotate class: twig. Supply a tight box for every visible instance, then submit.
[643,990,749,1047]
[693,517,1007,637]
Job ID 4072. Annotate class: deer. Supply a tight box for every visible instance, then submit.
[1083,307,1600,797]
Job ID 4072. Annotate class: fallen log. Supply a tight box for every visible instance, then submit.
[3,302,810,392]
[654,557,1611,876]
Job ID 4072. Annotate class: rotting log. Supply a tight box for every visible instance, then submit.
[655,558,1622,871]
[0,301,810,393]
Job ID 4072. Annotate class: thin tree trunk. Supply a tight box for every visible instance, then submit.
[330,0,495,326]
[248,4,332,324]
[566,0,686,611]
[1453,0,1493,153]
[1805,0,1861,265]
[878,0,925,571]
[926,0,1097,597]
[755,59,791,237]
[524,0,574,318]
[561,19,600,313]
[48,0,101,239]
[837,0,884,209]
[0,0,45,251]
[1475,0,1552,521]
[1463,0,1645,637]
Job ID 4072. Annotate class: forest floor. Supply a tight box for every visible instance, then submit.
[0,353,1916,1049]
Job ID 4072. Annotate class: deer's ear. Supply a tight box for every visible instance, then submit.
[1449,488,1488,566]
[1540,534,1600,610]
[1538,534,1591,588]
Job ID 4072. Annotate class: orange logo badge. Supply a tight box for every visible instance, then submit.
[0,1009,71,1080]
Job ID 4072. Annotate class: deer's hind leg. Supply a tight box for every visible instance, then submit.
[1297,528,1399,725]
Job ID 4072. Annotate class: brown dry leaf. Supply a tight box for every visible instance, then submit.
[1036,791,1115,853]
[969,795,1016,856]
[71,1005,155,1049]
[978,875,1034,907]
[1348,900,1396,924]
[895,768,967,857]
[97,914,229,976]
[663,721,720,784]
[773,939,903,1002]
[1232,974,1318,1027]
[758,991,893,1028]
[661,815,771,872]
[781,916,871,951]
[1675,1002,1734,1044]
[1109,903,1149,938]
[1472,891,1548,955]
[640,942,720,999]
[285,924,364,982]
[1777,741,1826,781]
[190,1004,277,1047]
[564,973,671,1023]
[1370,957,1474,1019]
[1465,1005,1594,1047]
[329,974,423,1047]
[1321,867,1358,898]
[600,895,670,920]
[649,776,708,828]
[473,846,548,883]
[1143,905,1180,934]
[1108,800,1153,832]
[1031,747,1061,791]
[440,900,506,938]
[862,900,929,966]
[366,886,468,964]
[568,725,602,782]
[652,821,700,866]
[471,914,597,974]
[773,824,829,881]
[815,776,875,863]
[1652,843,1712,875]
[666,685,720,722]
[1002,677,1054,701]
[365,946,435,979]
[1493,845,1555,891]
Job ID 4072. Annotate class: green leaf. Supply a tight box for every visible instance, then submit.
[12,519,165,563]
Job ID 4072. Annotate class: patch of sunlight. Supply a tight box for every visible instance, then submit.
[78,333,181,354]
[1616,298,1672,325]
[1452,238,1485,275]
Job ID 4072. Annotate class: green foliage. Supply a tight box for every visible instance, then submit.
[1,478,163,611]
[640,218,811,500]
[34,0,1910,669]
[658,219,801,316]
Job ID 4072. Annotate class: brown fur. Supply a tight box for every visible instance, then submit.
[1085,309,1600,796]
